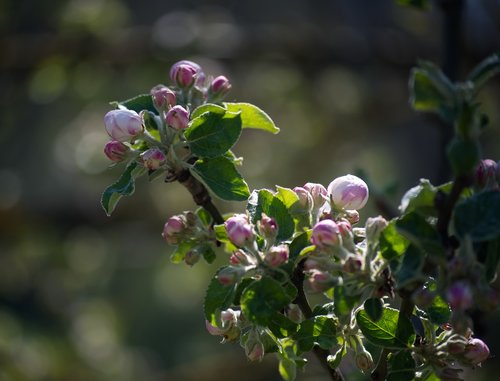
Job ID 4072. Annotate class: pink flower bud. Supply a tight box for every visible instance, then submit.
[303,182,328,210]
[475,159,497,189]
[104,140,129,162]
[293,186,313,211]
[246,342,265,362]
[217,266,245,286]
[337,219,353,239]
[165,105,190,130]
[345,209,360,224]
[170,61,200,88]
[162,215,186,245]
[446,282,473,310]
[209,75,232,99]
[264,245,289,267]
[257,213,278,239]
[229,250,254,266]
[225,214,254,247]
[464,338,490,365]
[104,109,144,142]
[328,174,369,210]
[221,308,240,324]
[140,148,166,170]
[151,85,176,110]
[307,270,335,293]
[286,304,304,324]
[311,219,340,249]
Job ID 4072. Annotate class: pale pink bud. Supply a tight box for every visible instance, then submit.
[170,61,198,88]
[355,350,374,372]
[162,215,186,245]
[286,304,303,324]
[209,75,232,99]
[221,308,240,325]
[307,270,334,293]
[165,105,190,130]
[311,219,340,249]
[464,338,490,365]
[342,254,363,273]
[365,216,388,242]
[225,214,254,247]
[328,174,369,210]
[264,245,289,267]
[217,266,245,286]
[475,159,497,189]
[446,282,473,310]
[229,250,253,266]
[104,109,144,142]
[151,85,176,110]
[246,342,265,362]
[257,213,278,239]
[345,210,360,224]
[140,148,166,170]
[293,186,313,211]
[303,182,328,210]
[104,140,129,162]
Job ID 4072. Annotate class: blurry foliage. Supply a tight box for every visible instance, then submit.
[0,0,499,380]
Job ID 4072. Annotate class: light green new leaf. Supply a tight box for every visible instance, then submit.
[224,102,280,134]
[101,161,147,216]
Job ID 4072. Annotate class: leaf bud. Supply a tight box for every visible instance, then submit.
[328,174,369,210]
[311,219,340,249]
[104,140,130,162]
[104,109,144,142]
[140,148,166,170]
[150,85,176,110]
[264,244,289,267]
[303,182,328,210]
[165,105,190,130]
[225,214,254,247]
[463,337,490,365]
[162,215,187,245]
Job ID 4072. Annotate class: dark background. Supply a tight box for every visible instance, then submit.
[1,0,499,380]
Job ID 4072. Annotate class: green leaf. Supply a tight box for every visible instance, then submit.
[453,190,500,242]
[447,137,481,176]
[101,161,147,216]
[170,241,197,264]
[204,270,237,326]
[275,185,310,230]
[268,312,298,338]
[191,103,226,120]
[379,221,410,261]
[396,0,430,9]
[399,179,437,216]
[240,276,294,326]
[396,212,444,259]
[364,298,384,322]
[224,102,280,134]
[468,53,500,90]
[191,156,250,201]
[199,243,216,264]
[185,110,242,158]
[333,286,359,324]
[111,94,156,113]
[196,207,213,227]
[394,245,425,289]
[294,316,337,353]
[424,281,451,325]
[409,62,455,121]
[288,231,312,266]
[327,345,346,369]
[356,307,415,349]
[247,189,295,241]
[387,350,416,381]
[279,358,296,381]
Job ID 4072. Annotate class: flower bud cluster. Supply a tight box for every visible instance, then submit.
[205,308,242,342]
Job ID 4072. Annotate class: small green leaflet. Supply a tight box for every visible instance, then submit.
[356,307,415,349]
[224,102,280,134]
[203,270,237,326]
[101,161,147,216]
[191,156,250,201]
[293,316,337,353]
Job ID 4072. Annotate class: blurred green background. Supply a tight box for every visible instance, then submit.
[1,0,499,380]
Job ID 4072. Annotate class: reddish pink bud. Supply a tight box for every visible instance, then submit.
[151,85,176,110]
[446,282,473,310]
[104,140,129,162]
[225,214,254,247]
[209,75,232,99]
[257,213,278,239]
[328,174,369,210]
[303,182,328,210]
[293,186,313,211]
[311,219,340,249]
[229,250,254,266]
[307,270,334,292]
[337,219,353,238]
[162,215,186,245]
[217,266,245,286]
[475,159,497,189]
[140,148,166,170]
[170,61,199,88]
[264,245,289,267]
[104,109,143,142]
[464,338,490,365]
[165,105,190,130]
